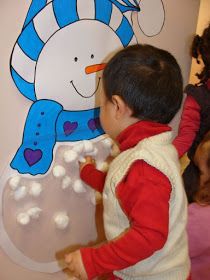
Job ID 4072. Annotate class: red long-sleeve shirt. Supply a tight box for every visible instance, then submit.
[80,121,172,279]
[173,95,200,158]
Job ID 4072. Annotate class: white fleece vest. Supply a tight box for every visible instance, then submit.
[103,132,190,280]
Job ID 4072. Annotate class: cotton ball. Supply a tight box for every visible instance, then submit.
[102,138,113,148]
[96,161,109,172]
[88,147,98,156]
[72,143,84,154]
[62,176,72,189]
[27,207,42,219]
[53,165,66,178]
[54,212,69,230]
[72,180,86,193]
[17,212,30,225]
[29,181,43,197]
[63,149,78,163]
[78,156,86,163]
[9,175,21,190]
[83,140,94,153]
[13,186,27,201]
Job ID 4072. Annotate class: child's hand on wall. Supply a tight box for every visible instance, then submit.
[65,250,88,280]
[79,156,95,172]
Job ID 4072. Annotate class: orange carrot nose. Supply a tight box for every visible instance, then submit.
[85,63,106,74]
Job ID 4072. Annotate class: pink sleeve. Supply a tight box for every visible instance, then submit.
[173,95,201,157]
[187,204,210,258]
[80,161,171,279]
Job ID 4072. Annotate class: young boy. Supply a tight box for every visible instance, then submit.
[65,44,191,280]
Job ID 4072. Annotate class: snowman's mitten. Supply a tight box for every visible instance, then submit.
[11,100,63,175]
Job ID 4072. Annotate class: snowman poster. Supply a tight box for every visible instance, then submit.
[0,0,200,279]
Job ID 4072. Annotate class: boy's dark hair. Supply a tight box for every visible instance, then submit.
[103,44,183,124]
[191,23,210,84]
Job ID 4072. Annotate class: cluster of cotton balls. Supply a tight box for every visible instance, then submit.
[63,140,98,164]
[10,138,116,228]
[52,165,86,193]
[64,138,114,171]
[16,207,42,225]
[51,138,116,194]
[52,139,110,193]
[16,208,70,230]
[9,176,43,201]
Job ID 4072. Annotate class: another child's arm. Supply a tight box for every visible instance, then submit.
[187,203,210,258]
[66,160,171,279]
[173,95,200,157]
[79,156,107,193]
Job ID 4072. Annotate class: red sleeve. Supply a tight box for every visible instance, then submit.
[173,95,201,157]
[80,164,106,193]
[80,161,171,279]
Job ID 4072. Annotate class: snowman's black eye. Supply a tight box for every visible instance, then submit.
[91,54,94,59]
[74,57,78,62]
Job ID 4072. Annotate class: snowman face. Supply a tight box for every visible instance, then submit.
[35,20,123,111]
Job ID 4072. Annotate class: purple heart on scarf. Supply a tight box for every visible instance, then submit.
[24,148,42,166]
[88,118,101,132]
[63,121,78,136]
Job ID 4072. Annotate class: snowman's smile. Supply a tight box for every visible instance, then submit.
[70,78,101,98]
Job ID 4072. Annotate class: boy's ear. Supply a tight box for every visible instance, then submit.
[111,95,133,119]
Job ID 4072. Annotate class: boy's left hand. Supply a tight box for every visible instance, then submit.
[79,156,95,172]
[65,250,88,280]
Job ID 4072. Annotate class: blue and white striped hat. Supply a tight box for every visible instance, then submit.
[10,0,140,101]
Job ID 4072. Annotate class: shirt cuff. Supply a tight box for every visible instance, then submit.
[80,164,96,182]
[80,247,97,280]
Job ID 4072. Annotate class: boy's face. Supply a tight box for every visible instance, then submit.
[99,90,119,140]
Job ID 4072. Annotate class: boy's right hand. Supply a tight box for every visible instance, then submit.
[79,156,95,172]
